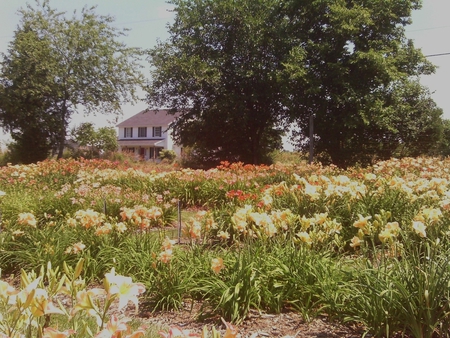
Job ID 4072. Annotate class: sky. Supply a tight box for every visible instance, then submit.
[0,0,449,148]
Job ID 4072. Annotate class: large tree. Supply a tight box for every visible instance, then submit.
[281,0,438,166]
[148,0,440,167]
[147,0,287,165]
[0,26,61,163]
[0,0,143,162]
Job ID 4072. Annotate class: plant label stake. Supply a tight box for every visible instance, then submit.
[178,200,182,244]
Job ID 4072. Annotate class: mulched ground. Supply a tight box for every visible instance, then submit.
[138,300,367,338]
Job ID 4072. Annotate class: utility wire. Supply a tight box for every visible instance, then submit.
[407,25,450,33]
[425,52,450,58]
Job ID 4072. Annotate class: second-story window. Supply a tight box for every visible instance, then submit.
[124,127,133,138]
[153,126,162,137]
[138,127,147,137]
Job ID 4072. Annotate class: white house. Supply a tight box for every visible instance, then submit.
[116,109,181,160]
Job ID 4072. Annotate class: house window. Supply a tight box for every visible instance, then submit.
[124,127,133,138]
[152,126,162,137]
[138,127,147,138]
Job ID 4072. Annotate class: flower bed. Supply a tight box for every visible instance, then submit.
[1,157,450,337]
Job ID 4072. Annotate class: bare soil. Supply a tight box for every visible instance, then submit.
[137,300,366,338]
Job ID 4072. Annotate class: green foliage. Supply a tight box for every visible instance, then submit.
[437,119,450,157]
[387,80,444,158]
[148,0,285,165]
[159,149,177,163]
[149,0,441,168]
[192,245,264,324]
[339,240,450,338]
[0,0,143,162]
[70,123,118,158]
[282,1,439,167]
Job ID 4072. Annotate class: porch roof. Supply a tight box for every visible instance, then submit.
[118,139,164,147]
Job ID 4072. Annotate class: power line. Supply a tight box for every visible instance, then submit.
[407,25,450,33]
[425,52,450,58]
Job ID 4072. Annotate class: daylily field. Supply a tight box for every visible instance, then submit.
[1,157,450,337]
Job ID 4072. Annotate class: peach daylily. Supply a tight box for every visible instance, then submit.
[0,280,17,299]
[65,242,86,254]
[222,317,238,338]
[296,231,312,245]
[204,216,217,230]
[421,207,442,224]
[412,221,427,238]
[104,269,146,312]
[159,249,173,264]
[350,236,361,248]
[18,212,37,227]
[217,230,230,240]
[67,217,77,227]
[364,173,377,181]
[115,222,128,233]
[162,237,177,251]
[300,215,312,231]
[120,207,134,221]
[314,212,328,225]
[261,194,273,206]
[94,315,129,338]
[189,221,202,239]
[71,288,106,316]
[147,206,163,220]
[96,224,112,235]
[303,182,320,200]
[385,222,400,235]
[353,214,371,233]
[211,258,224,274]
[8,276,41,308]
[159,326,200,338]
[12,230,25,237]
[43,328,76,338]
[378,229,394,243]
[263,221,277,237]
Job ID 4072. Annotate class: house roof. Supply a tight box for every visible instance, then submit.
[117,109,179,127]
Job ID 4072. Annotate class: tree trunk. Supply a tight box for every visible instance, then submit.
[57,100,67,159]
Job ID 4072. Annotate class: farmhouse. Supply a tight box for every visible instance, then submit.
[117,109,181,160]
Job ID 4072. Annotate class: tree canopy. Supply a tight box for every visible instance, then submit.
[0,0,143,163]
[147,0,441,167]
[147,0,287,165]
[70,122,118,158]
[281,0,439,166]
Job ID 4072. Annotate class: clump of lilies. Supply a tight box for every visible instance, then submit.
[0,259,146,338]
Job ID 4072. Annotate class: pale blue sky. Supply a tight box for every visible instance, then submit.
[0,0,449,141]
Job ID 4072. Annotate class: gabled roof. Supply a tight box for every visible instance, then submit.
[116,109,179,127]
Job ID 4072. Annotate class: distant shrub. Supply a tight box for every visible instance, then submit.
[159,149,177,163]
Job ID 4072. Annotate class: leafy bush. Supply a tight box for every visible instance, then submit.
[159,149,177,163]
